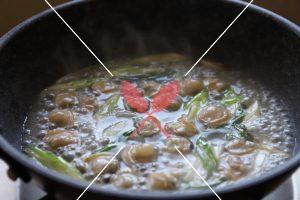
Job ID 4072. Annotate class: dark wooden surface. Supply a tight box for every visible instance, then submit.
[0,0,299,36]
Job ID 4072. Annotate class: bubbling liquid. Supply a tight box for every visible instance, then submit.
[23,53,295,191]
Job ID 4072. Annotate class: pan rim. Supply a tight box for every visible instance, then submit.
[0,0,299,199]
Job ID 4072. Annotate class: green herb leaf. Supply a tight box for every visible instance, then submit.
[233,124,253,141]
[94,144,118,153]
[225,124,252,141]
[187,103,200,121]
[25,146,82,179]
[221,88,241,106]
[95,94,120,118]
[186,89,209,121]
[231,105,245,125]
[118,130,134,142]
[195,137,218,177]
[123,130,134,137]
[103,121,128,137]
[225,104,252,140]
[185,88,209,110]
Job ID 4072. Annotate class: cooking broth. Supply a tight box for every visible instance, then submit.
[23,53,295,191]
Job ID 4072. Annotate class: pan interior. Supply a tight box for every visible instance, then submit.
[0,0,299,197]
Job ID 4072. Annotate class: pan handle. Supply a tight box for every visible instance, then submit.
[0,143,31,182]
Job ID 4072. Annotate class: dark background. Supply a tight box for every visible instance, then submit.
[0,0,299,36]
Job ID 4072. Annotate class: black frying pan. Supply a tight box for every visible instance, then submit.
[0,0,299,199]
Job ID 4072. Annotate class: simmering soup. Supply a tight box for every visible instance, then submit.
[23,53,294,191]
